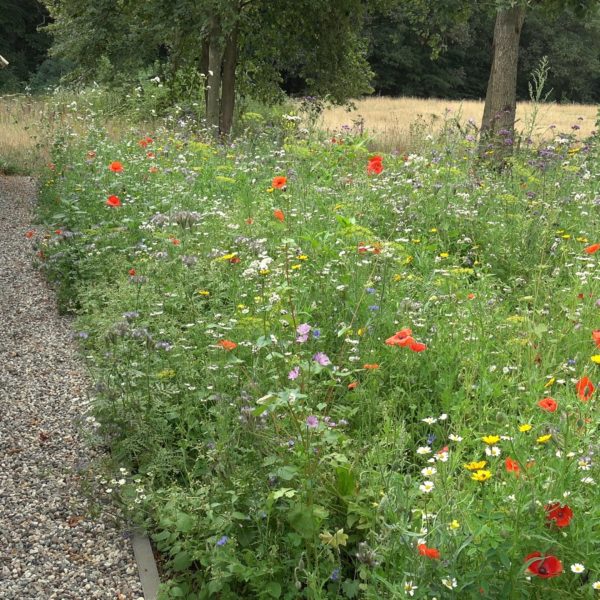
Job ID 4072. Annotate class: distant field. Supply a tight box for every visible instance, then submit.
[321,97,598,152]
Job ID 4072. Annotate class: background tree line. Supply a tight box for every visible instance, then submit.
[2,0,598,105]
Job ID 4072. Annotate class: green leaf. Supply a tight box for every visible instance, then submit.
[276,466,298,481]
[335,466,357,497]
[264,582,282,598]
[172,551,192,571]
[175,512,194,533]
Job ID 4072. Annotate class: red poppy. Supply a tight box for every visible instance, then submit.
[106,195,121,207]
[524,552,563,578]
[583,243,600,254]
[245,217,254,225]
[544,503,573,528]
[24,230,35,239]
[505,457,520,475]
[170,238,181,245]
[363,363,379,370]
[109,161,124,173]
[273,209,285,222]
[348,381,358,390]
[217,339,237,351]
[128,268,136,276]
[229,256,241,264]
[385,328,413,346]
[409,340,427,352]
[146,152,155,159]
[367,156,383,175]
[467,293,476,300]
[593,330,600,348]
[537,397,558,412]
[575,376,595,402]
[149,166,159,173]
[417,544,440,560]
[54,229,63,235]
[272,176,287,189]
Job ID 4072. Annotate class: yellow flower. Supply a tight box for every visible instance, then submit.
[411,239,421,244]
[518,424,532,433]
[448,519,460,530]
[544,377,556,388]
[319,529,348,549]
[471,470,492,482]
[216,253,237,261]
[298,255,308,260]
[439,252,449,258]
[576,236,588,243]
[198,290,210,296]
[429,228,438,233]
[537,434,552,444]
[591,355,600,365]
[482,435,500,445]
[464,460,487,471]
[157,369,176,379]
[291,264,302,270]
[259,269,270,276]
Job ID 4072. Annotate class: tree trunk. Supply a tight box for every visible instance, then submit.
[479,5,526,162]
[219,28,238,137]
[200,38,210,115]
[206,24,223,137]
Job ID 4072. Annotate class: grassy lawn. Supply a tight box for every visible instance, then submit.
[33,104,600,599]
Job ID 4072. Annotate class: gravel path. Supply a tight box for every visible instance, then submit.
[0,177,144,599]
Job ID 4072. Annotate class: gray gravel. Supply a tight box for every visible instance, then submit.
[0,177,144,599]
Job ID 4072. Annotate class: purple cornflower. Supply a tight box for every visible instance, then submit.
[368,305,380,311]
[312,352,330,366]
[288,366,300,380]
[330,568,341,582]
[216,535,229,547]
[312,329,320,338]
[306,415,319,429]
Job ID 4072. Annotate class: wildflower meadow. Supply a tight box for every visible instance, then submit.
[34,107,600,599]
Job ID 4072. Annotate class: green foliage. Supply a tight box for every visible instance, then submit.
[34,97,600,598]
[0,0,52,92]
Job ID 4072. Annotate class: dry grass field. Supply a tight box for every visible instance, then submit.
[321,97,598,152]
[0,95,50,174]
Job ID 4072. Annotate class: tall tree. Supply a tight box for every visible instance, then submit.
[479,0,599,161]
[479,4,527,160]
[42,0,373,137]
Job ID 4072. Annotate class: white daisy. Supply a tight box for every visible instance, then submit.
[419,481,435,494]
